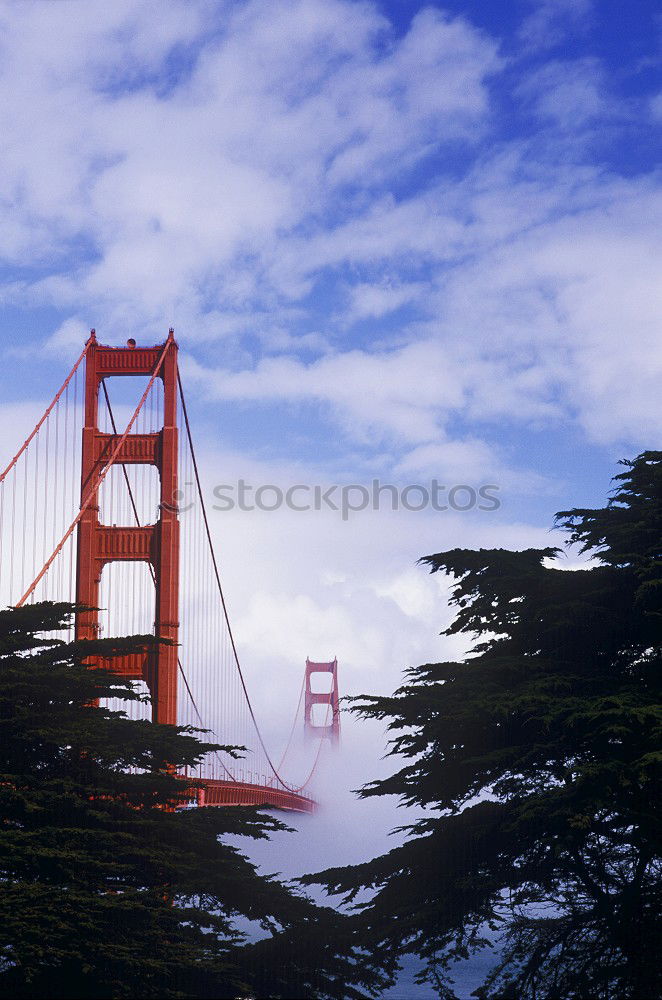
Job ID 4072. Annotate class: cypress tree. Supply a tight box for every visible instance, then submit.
[307,452,662,999]
[0,602,389,999]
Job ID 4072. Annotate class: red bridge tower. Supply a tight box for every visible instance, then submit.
[304,658,340,744]
[75,330,179,725]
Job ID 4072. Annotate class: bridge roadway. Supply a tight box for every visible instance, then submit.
[195,779,316,813]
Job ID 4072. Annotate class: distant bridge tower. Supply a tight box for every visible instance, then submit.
[304,658,340,744]
[75,330,180,725]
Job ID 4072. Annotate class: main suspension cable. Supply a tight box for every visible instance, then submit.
[177,372,326,793]
[16,340,170,607]
[0,338,91,484]
[101,378,238,784]
[276,670,306,773]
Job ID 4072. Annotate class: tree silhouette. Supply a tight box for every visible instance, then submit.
[0,602,389,999]
[308,452,662,999]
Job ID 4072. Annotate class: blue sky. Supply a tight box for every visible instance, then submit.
[1,0,661,897]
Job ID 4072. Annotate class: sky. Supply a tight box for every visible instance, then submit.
[0,0,661,966]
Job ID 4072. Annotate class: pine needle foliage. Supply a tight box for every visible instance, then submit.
[0,602,390,999]
[306,452,662,999]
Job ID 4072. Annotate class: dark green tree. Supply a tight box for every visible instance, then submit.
[307,452,662,999]
[0,602,390,999]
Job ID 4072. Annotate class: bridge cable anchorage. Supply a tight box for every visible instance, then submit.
[15,339,170,608]
[177,373,330,794]
[0,337,92,485]
[100,381,238,785]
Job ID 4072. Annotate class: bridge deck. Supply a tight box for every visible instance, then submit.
[197,779,315,813]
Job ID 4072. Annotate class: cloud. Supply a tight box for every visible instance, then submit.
[4,0,658,889]
[518,0,593,51]
[0,0,499,326]
[345,280,425,322]
[4,0,658,468]
[434,168,662,445]
[185,148,662,454]
[393,439,555,495]
[516,58,610,131]
[184,340,469,445]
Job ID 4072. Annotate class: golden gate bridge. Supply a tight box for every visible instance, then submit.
[0,330,340,813]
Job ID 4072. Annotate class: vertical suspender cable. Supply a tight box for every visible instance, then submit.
[15,341,170,608]
[177,373,322,793]
[0,340,91,485]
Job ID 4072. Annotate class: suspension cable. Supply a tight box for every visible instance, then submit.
[0,338,91,484]
[177,372,328,793]
[101,379,238,784]
[15,340,170,607]
[276,670,306,772]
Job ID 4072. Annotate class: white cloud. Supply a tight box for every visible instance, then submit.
[184,339,470,445]
[184,151,662,453]
[518,0,593,51]
[3,0,658,465]
[0,0,499,326]
[197,465,554,720]
[517,58,609,130]
[5,0,657,880]
[394,439,555,495]
[345,280,425,322]
[435,170,662,444]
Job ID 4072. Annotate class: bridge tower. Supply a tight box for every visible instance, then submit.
[75,331,179,725]
[304,658,340,744]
